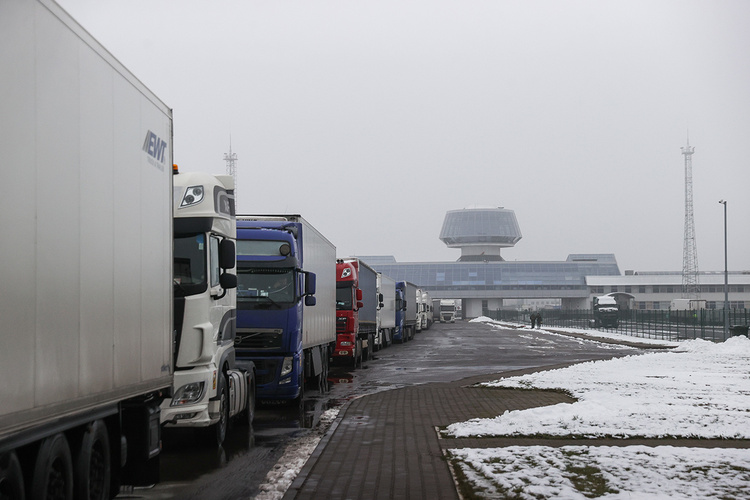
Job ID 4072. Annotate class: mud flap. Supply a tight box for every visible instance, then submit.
[308,346,323,377]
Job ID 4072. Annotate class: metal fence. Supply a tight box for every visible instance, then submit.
[484,308,750,342]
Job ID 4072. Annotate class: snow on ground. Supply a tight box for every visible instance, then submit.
[449,320,750,439]
[449,445,750,500]
[471,315,681,347]
[253,408,339,500]
[444,317,750,499]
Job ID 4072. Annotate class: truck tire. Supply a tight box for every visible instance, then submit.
[31,433,74,500]
[365,333,374,361]
[74,420,110,500]
[317,354,329,393]
[0,451,25,500]
[204,375,229,447]
[243,378,256,427]
[352,339,362,369]
[295,372,305,408]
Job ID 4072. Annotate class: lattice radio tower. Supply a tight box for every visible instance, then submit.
[223,138,238,202]
[681,137,700,298]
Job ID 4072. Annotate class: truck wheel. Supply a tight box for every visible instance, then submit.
[207,375,229,447]
[363,334,372,361]
[0,451,25,500]
[352,339,362,369]
[295,373,305,408]
[317,354,329,393]
[74,420,110,500]
[243,378,256,427]
[31,433,74,500]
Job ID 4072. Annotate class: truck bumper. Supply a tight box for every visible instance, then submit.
[237,354,302,401]
[333,333,356,358]
[160,366,219,427]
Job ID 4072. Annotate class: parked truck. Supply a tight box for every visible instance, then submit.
[3,1,171,496]
[418,289,434,330]
[593,295,619,328]
[397,281,419,341]
[335,258,379,366]
[234,216,336,402]
[162,170,254,446]
[375,274,397,351]
[670,298,707,311]
[392,283,408,343]
[439,299,457,323]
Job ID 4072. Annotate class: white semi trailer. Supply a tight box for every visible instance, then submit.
[375,273,397,350]
[0,1,172,496]
[0,1,252,498]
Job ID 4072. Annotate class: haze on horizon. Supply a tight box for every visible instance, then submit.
[57,0,750,273]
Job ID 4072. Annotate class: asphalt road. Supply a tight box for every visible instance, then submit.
[118,320,643,499]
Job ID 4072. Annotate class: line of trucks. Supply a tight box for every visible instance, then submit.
[0,2,440,497]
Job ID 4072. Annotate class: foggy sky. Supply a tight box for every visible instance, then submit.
[57,0,750,273]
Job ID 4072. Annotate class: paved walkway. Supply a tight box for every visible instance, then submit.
[283,347,750,500]
[283,365,576,500]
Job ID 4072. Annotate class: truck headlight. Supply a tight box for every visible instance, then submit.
[171,381,205,406]
[180,185,204,207]
[280,356,294,377]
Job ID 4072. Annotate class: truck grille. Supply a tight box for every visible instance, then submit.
[336,317,347,333]
[235,328,283,349]
[253,359,279,385]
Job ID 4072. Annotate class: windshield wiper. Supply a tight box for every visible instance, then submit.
[249,295,283,309]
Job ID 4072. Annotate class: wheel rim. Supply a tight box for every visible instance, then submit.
[48,456,68,499]
[89,439,107,499]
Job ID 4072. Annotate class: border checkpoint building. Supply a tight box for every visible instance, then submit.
[359,207,749,319]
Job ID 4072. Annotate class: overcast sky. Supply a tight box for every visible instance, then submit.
[58,0,749,273]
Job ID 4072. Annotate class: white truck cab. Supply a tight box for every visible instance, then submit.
[162,168,254,445]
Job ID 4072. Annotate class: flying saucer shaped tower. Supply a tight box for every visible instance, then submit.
[439,207,522,262]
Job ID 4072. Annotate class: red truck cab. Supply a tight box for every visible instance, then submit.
[334,259,363,367]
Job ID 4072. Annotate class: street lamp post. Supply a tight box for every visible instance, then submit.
[719,200,728,338]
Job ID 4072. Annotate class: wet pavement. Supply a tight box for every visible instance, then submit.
[117,320,642,499]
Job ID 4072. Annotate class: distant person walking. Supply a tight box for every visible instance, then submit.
[536,312,542,329]
[530,312,537,329]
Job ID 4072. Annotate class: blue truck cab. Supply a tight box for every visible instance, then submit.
[393,282,407,343]
[235,216,336,402]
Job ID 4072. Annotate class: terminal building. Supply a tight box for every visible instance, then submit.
[360,207,749,318]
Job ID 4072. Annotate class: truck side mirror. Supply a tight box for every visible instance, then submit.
[220,273,237,290]
[356,301,364,310]
[305,296,317,306]
[403,300,407,311]
[356,288,363,301]
[304,271,316,296]
[378,293,384,308]
[219,239,236,269]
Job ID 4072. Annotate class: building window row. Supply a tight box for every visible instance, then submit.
[430,284,588,292]
[636,301,747,310]
[593,285,746,295]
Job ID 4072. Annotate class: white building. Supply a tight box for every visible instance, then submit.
[584,272,750,311]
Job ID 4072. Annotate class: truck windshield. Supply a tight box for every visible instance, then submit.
[237,266,295,308]
[174,234,207,296]
[336,285,354,310]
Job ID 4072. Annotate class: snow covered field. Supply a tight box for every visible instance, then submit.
[443,317,750,499]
